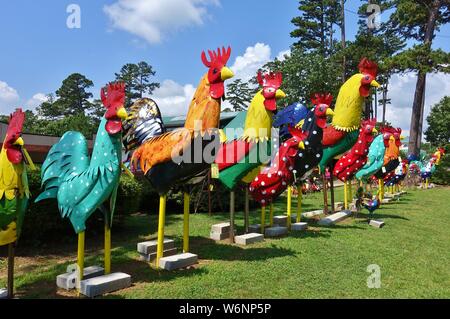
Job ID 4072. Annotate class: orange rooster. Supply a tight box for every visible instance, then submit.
[125,47,234,266]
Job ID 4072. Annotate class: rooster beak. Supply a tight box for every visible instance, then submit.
[326,108,335,116]
[389,135,395,142]
[221,67,234,81]
[400,135,405,140]
[117,107,128,120]
[275,89,286,99]
[13,137,24,146]
[372,128,378,134]
[298,141,305,150]
[370,80,381,88]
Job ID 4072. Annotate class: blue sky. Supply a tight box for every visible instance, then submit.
[0,0,449,134]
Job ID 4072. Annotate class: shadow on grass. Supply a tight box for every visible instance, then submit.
[189,236,297,262]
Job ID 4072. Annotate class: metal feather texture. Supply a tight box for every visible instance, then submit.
[122,98,165,152]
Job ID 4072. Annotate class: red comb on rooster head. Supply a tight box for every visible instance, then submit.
[310,93,334,129]
[4,108,25,164]
[358,57,380,97]
[257,71,285,112]
[101,82,128,135]
[201,46,234,99]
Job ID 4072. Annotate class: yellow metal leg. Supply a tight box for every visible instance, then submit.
[287,186,292,230]
[183,192,190,253]
[269,204,273,227]
[344,181,348,210]
[77,231,85,292]
[104,224,111,274]
[156,195,167,268]
[261,206,266,235]
[425,178,429,189]
[297,185,302,223]
[378,179,384,201]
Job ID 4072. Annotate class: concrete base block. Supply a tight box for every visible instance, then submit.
[137,238,175,255]
[291,222,308,231]
[318,210,352,226]
[265,226,288,237]
[235,233,264,245]
[139,247,178,262]
[273,215,288,226]
[382,198,392,204]
[249,224,269,233]
[301,210,324,219]
[159,253,198,271]
[369,220,385,228]
[57,266,104,290]
[0,288,7,299]
[210,231,230,241]
[80,272,131,298]
[211,222,231,234]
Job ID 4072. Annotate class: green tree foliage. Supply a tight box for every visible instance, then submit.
[425,96,450,146]
[38,73,94,119]
[291,0,342,57]
[115,61,160,107]
[225,79,255,111]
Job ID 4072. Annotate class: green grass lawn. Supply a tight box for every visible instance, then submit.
[1,186,450,299]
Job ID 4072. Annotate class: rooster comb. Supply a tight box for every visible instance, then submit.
[7,108,25,137]
[101,82,125,108]
[362,118,377,127]
[358,57,378,77]
[201,46,231,68]
[257,71,283,88]
[311,93,333,106]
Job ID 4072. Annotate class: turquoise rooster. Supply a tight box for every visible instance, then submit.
[36,82,128,281]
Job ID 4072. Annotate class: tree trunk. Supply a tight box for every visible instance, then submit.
[408,0,441,156]
[341,0,346,83]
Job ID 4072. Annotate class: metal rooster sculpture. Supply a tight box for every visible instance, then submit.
[126,47,233,263]
[214,71,285,241]
[249,94,334,230]
[0,109,34,298]
[36,82,128,283]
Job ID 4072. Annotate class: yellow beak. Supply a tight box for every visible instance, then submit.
[117,107,128,120]
[370,80,381,88]
[13,137,24,146]
[220,67,234,81]
[326,108,335,116]
[400,135,405,140]
[298,141,305,150]
[372,128,378,134]
[275,89,286,99]
[389,135,395,142]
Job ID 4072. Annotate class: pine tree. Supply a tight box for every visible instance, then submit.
[115,61,160,107]
[225,79,254,112]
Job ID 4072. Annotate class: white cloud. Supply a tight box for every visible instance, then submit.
[276,49,291,62]
[104,0,219,44]
[0,80,20,112]
[26,93,48,109]
[379,72,450,138]
[230,43,272,82]
[149,80,196,116]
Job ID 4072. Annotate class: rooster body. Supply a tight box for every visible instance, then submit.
[0,109,29,246]
[319,59,380,172]
[249,95,334,205]
[373,128,402,180]
[36,83,128,233]
[333,119,377,182]
[128,48,233,195]
[363,197,380,218]
[215,72,285,190]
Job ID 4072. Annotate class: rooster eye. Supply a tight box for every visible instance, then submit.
[213,68,219,74]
